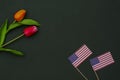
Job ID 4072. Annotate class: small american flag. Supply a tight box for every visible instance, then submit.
[68,44,92,68]
[90,52,115,71]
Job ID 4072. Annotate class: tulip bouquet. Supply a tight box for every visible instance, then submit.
[0,9,40,56]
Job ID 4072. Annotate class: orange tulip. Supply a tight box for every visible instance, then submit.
[14,9,26,21]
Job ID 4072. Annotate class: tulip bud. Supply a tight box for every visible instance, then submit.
[23,26,38,37]
[14,9,26,21]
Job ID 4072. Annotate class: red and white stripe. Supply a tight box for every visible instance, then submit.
[92,52,115,71]
[72,44,92,67]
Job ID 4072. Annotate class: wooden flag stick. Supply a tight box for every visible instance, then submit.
[93,70,100,80]
[76,67,88,80]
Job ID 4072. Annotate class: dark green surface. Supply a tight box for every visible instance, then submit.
[0,0,120,80]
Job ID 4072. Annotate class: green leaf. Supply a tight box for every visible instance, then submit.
[7,19,40,33]
[7,22,22,33]
[0,47,24,56]
[19,19,40,26]
[0,19,8,47]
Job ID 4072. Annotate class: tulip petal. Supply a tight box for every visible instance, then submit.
[14,9,26,21]
[24,26,38,37]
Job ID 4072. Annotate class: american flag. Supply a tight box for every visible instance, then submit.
[90,52,115,71]
[68,44,92,68]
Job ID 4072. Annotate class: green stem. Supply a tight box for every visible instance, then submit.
[12,20,16,23]
[6,20,16,33]
[2,34,24,47]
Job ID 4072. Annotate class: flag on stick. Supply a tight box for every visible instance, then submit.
[90,52,115,71]
[68,44,92,67]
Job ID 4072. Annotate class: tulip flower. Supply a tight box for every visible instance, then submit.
[2,26,38,47]
[24,26,38,37]
[14,9,26,21]
[0,9,40,56]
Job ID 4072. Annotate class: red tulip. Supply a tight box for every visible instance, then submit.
[2,26,38,47]
[23,26,38,37]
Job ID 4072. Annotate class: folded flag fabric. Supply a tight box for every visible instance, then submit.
[90,52,115,71]
[68,44,92,68]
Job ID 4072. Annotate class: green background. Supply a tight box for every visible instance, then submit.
[0,0,120,80]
